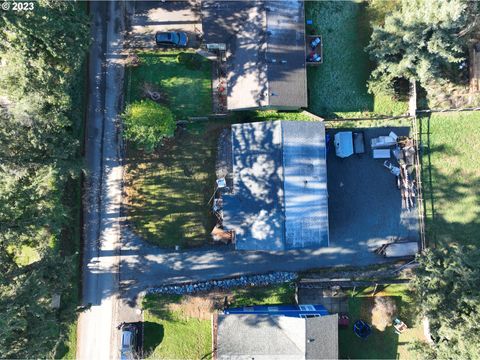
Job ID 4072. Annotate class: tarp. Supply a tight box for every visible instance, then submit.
[384,242,418,257]
[334,132,353,158]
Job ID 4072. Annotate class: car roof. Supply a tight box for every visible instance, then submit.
[121,330,133,349]
[156,32,178,42]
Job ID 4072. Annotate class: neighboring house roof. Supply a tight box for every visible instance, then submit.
[306,316,339,360]
[222,121,329,251]
[202,0,307,110]
[216,314,338,360]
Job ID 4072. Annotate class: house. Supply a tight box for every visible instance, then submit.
[202,0,307,110]
[214,313,339,359]
[221,120,329,251]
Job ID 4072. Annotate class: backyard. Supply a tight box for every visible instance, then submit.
[339,285,423,359]
[420,111,480,247]
[305,2,408,118]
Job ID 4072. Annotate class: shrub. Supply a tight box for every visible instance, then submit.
[123,100,175,151]
[176,52,203,70]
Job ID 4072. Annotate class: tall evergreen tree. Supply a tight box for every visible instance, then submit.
[412,246,480,359]
[366,0,478,96]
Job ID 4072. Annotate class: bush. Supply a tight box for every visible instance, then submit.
[123,100,175,151]
[176,52,204,70]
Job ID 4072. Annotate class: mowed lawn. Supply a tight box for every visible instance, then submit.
[339,285,423,359]
[420,112,480,247]
[125,123,219,248]
[143,294,212,360]
[305,2,408,118]
[127,51,212,119]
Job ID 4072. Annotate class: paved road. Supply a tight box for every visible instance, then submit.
[77,2,137,360]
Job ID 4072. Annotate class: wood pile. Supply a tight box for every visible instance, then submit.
[394,137,417,211]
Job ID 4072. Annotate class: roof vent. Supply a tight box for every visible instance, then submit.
[280,60,287,64]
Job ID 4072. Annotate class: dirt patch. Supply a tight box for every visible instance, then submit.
[359,297,397,331]
[168,292,232,320]
[371,297,397,331]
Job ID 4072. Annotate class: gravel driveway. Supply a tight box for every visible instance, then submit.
[127,0,202,49]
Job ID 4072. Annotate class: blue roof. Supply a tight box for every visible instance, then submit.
[222,121,329,251]
[224,304,329,317]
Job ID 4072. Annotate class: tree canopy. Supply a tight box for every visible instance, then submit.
[123,99,176,151]
[366,0,478,96]
[0,1,89,358]
[412,246,480,359]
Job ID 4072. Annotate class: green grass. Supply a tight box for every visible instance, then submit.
[305,1,408,119]
[125,122,219,248]
[325,117,412,129]
[230,283,296,307]
[142,294,212,360]
[339,285,422,359]
[127,51,212,119]
[62,322,78,360]
[420,111,480,247]
[7,244,41,266]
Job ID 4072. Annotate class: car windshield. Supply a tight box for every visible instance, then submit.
[170,32,180,44]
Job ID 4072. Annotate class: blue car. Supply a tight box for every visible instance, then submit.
[155,31,188,48]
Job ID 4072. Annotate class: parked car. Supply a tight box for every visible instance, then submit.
[120,323,139,360]
[155,31,188,47]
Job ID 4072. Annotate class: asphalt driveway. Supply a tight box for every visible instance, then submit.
[127,0,202,49]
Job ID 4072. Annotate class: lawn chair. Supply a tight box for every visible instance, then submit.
[393,318,408,334]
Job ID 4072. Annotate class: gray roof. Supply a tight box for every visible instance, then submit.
[216,314,338,360]
[202,0,307,110]
[222,121,329,251]
[306,315,339,360]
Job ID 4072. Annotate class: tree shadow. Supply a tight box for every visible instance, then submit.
[142,321,164,357]
[418,113,480,248]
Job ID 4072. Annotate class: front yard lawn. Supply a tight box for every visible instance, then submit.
[340,285,423,359]
[143,294,212,360]
[125,122,220,248]
[420,111,480,247]
[127,51,212,119]
[305,2,408,118]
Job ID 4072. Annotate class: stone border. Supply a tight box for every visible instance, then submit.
[147,272,298,295]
